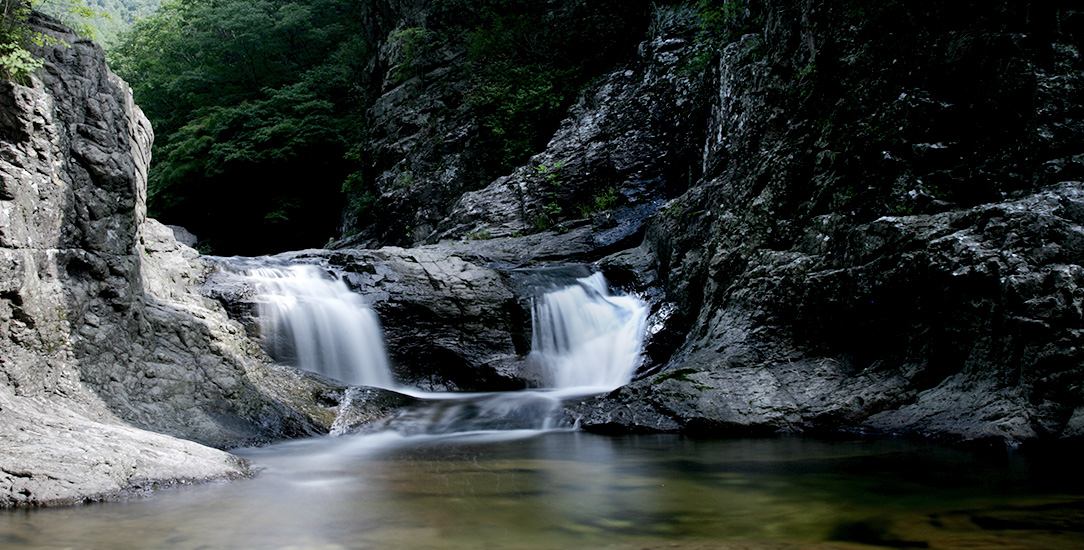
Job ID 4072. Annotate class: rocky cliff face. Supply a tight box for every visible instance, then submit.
[0,14,407,508]
[328,1,1084,445]
[336,0,657,247]
[563,2,1084,445]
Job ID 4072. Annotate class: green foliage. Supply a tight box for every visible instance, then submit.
[393,169,415,189]
[35,0,112,41]
[0,40,41,83]
[111,0,367,254]
[533,161,567,227]
[345,191,376,220]
[0,0,107,83]
[535,161,565,187]
[576,186,619,218]
[111,0,655,251]
[389,26,434,83]
[448,0,654,172]
[464,228,492,241]
[0,0,42,82]
[683,0,757,73]
[532,214,553,231]
[696,0,747,39]
[36,0,158,47]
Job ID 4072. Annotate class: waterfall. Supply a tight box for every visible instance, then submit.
[245,264,394,388]
[235,262,646,440]
[529,272,648,393]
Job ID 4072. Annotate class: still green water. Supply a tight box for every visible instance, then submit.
[2,432,1083,550]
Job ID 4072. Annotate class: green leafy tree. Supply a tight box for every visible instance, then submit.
[36,0,159,47]
[33,0,112,41]
[1,0,113,83]
[110,0,367,254]
[113,0,656,252]
[0,0,45,83]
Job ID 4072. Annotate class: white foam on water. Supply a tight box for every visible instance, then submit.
[240,263,647,444]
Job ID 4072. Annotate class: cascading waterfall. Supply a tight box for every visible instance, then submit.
[245,264,395,388]
[529,272,649,394]
[238,261,647,440]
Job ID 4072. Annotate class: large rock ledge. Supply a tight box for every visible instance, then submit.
[0,390,251,508]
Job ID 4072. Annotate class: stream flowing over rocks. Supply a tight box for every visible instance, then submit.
[3,1,1084,508]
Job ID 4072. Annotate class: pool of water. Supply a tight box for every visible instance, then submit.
[3,432,1083,549]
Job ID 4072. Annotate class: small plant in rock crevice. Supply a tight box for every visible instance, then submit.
[575,186,620,219]
[465,228,492,241]
[389,26,435,84]
[533,161,567,229]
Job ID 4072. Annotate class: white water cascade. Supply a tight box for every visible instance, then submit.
[245,264,395,388]
[235,261,647,440]
[529,272,649,394]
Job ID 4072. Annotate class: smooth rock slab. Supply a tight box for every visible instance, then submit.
[0,389,249,508]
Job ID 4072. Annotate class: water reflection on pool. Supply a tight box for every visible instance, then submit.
[3,432,1083,549]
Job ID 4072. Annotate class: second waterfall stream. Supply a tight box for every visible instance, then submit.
[242,261,648,437]
[528,272,649,394]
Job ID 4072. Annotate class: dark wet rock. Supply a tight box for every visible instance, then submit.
[426,7,707,250]
[556,2,1084,445]
[336,0,659,248]
[350,391,562,436]
[331,386,420,435]
[333,2,1084,445]
[337,0,1084,447]
[573,182,1084,444]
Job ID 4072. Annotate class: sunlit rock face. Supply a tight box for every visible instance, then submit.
[0,14,411,508]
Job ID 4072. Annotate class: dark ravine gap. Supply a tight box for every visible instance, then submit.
[1,0,1083,510]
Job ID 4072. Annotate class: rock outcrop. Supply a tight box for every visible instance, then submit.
[0,14,406,508]
[336,0,658,247]
[555,2,1084,445]
[345,2,1084,446]
[7,0,1082,512]
[233,1,1084,446]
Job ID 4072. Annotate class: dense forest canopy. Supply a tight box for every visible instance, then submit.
[109,0,363,254]
[1,0,147,82]
[108,0,665,255]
